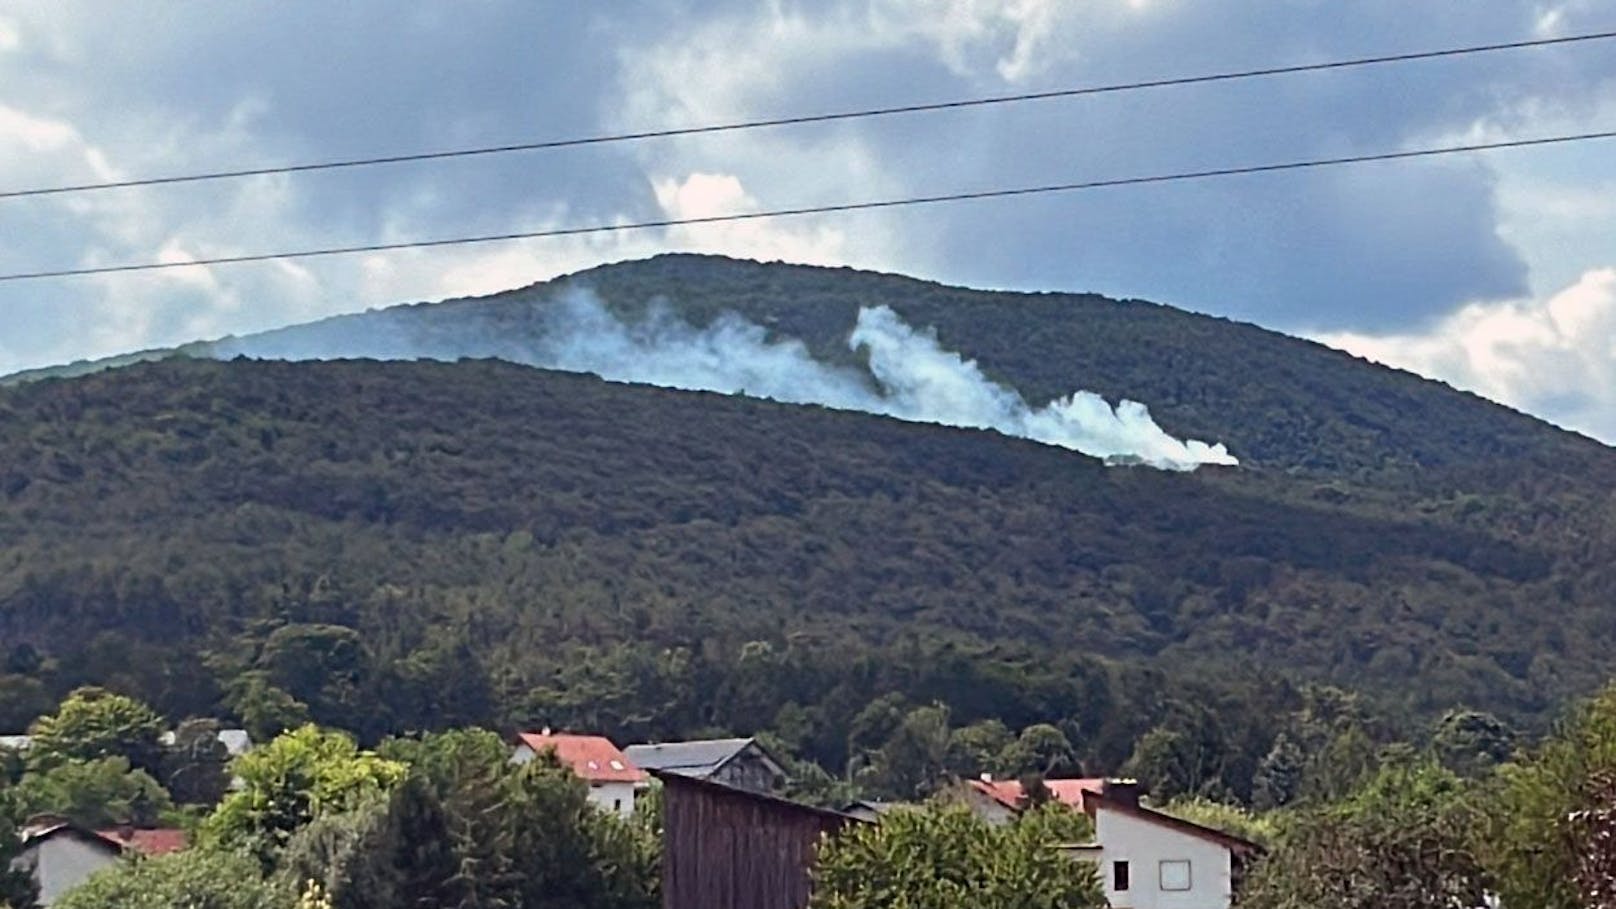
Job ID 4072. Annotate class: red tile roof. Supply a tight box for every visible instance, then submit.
[515,732,646,783]
[97,827,189,856]
[969,777,1106,811]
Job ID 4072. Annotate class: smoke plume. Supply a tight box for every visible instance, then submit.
[210,290,1236,471]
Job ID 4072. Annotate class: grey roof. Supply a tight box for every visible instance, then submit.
[624,738,756,776]
[0,734,32,751]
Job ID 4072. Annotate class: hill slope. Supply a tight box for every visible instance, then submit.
[3,256,1615,791]
[1,356,1613,749]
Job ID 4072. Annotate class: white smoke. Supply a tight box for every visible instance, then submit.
[213,290,1237,471]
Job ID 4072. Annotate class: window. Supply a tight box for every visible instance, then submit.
[1159,860,1192,892]
[1113,861,1130,891]
[613,798,624,812]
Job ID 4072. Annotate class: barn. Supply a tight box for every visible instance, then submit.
[656,769,863,909]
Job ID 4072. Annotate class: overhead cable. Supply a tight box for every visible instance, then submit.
[2,28,1613,201]
[3,129,1612,283]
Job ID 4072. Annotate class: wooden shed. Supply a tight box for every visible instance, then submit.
[656,769,863,909]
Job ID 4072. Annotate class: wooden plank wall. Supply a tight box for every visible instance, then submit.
[662,775,853,909]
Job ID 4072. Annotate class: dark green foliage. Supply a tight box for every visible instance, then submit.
[3,255,1616,798]
[1242,761,1489,909]
[7,757,173,828]
[1431,709,1514,778]
[27,688,165,776]
[50,848,286,909]
[0,811,38,909]
[811,803,1104,909]
[372,729,657,909]
[1479,684,1616,909]
[1251,733,1304,810]
[163,717,231,806]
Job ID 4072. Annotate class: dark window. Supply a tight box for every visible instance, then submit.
[614,798,624,812]
[1113,860,1130,891]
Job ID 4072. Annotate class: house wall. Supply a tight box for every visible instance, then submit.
[710,749,781,793]
[661,777,851,909]
[1086,807,1233,909]
[589,781,637,817]
[24,836,121,907]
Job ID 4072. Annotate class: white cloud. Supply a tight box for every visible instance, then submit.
[0,17,19,52]
[1318,269,1616,441]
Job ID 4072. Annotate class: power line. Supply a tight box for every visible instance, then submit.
[3,28,1613,202]
[4,129,1611,284]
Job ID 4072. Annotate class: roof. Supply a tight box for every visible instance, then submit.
[22,819,190,857]
[19,823,123,857]
[624,737,775,777]
[1096,799,1263,856]
[0,734,33,751]
[515,732,646,783]
[651,769,867,824]
[96,827,189,856]
[968,777,1106,811]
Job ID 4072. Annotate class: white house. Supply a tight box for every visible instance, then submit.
[512,730,646,818]
[1060,781,1260,909]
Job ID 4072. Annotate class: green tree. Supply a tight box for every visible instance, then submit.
[1251,732,1304,810]
[9,757,174,828]
[1479,684,1616,909]
[202,726,406,867]
[227,673,313,745]
[52,848,288,909]
[1431,709,1513,779]
[1241,761,1487,909]
[163,717,231,806]
[945,719,1013,778]
[1161,795,1277,847]
[811,804,1104,909]
[28,688,165,776]
[257,626,369,730]
[856,704,952,799]
[276,777,458,909]
[1000,724,1076,777]
[505,757,658,909]
[0,675,52,736]
[0,812,39,909]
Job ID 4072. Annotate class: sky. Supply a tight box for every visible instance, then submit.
[2,1,1615,440]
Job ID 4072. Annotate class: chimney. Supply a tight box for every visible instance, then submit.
[979,772,993,783]
[1102,779,1140,808]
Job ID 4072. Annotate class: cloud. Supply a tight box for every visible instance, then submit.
[0,17,17,52]
[4,0,1616,384]
[1318,269,1616,441]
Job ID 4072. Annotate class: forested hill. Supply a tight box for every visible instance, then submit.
[3,354,1616,795]
[9,254,1607,477]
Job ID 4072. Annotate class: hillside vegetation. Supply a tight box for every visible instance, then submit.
[2,256,1615,799]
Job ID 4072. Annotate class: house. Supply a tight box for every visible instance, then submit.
[158,726,254,757]
[624,737,787,793]
[512,730,646,817]
[1059,780,1261,909]
[959,775,1107,825]
[657,769,863,909]
[840,799,900,823]
[12,818,188,906]
[0,734,33,752]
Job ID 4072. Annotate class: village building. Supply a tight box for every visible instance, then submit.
[512,730,646,817]
[12,818,187,907]
[656,769,862,909]
[961,776,1260,908]
[624,737,787,793]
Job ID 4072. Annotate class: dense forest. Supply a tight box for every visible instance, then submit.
[2,310,1615,804]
